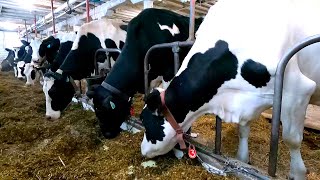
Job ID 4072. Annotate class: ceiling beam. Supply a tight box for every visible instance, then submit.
[42,0,128,34]
[20,0,80,35]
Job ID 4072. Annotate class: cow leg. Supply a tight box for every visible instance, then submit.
[14,67,17,77]
[281,68,316,179]
[281,94,311,180]
[236,122,250,163]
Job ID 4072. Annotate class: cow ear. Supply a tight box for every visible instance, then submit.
[145,89,162,111]
[21,40,30,46]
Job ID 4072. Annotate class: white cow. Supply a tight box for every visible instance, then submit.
[140,0,320,179]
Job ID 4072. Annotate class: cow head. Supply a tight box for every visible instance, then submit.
[38,36,61,65]
[87,84,131,139]
[140,88,179,158]
[43,70,75,120]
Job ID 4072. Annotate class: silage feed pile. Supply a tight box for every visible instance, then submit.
[0,71,319,179]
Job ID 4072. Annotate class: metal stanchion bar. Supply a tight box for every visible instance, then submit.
[50,0,56,34]
[215,116,222,155]
[188,0,196,41]
[144,41,194,95]
[94,48,121,76]
[268,34,320,177]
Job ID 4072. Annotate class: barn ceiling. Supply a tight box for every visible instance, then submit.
[0,0,216,36]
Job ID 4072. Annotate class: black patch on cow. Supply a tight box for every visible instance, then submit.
[141,108,165,144]
[23,46,33,63]
[19,65,25,77]
[50,41,73,72]
[47,78,75,111]
[91,8,203,139]
[165,40,238,123]
[59,33,102,79]
[17,46,27,60]
[120,25,128,32]
[105,38,120,61]
[241,59,271,88]
[119,41,125,50]
[31,70,36,80]
[21,40,30,46]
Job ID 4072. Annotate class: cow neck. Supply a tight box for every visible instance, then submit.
[103,46,143,100]
[160,91,187,149]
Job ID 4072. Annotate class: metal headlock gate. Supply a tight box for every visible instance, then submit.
[75,48,122,110]
[94,48,122,76]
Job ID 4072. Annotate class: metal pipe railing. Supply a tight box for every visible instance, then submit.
[144,41,194,95]
[51,0,56,35]
[94,48,121,76]
[268,34,320,177]
[188,0,196,41]
[86,0,90,23]
[34,14,37,37]
[215,116,222,155]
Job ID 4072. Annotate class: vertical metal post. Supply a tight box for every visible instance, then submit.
[268,34,320,177]
[172,45,180,74]
[51,0,56,34]
[34,14,37,38]
[24,20,28,42]
[18,26,20,39]
[86,0,90,23]
[188,0,196,41]
[215,116,222,155]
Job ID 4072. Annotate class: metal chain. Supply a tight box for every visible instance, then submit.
[196,153,254,177]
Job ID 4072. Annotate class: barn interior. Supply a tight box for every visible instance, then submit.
[0,0,320,179]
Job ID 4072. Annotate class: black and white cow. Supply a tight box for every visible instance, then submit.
[140,0,320,179]
[43,18,127,120]
[24,33,77,86]
[0,48,15,71]
[16,42,34,80]
[87,8,203,138]
[13,40,30,77]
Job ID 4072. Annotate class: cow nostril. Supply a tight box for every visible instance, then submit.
[45,115,51,120]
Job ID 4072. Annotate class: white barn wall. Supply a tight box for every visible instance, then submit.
[0,31,21,61]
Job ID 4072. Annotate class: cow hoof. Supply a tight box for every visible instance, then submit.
[45,115,52,120]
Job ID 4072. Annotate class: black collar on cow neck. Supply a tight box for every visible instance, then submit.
[101,82,130,102]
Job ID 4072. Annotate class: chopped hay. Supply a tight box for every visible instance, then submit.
[0,72,235,180]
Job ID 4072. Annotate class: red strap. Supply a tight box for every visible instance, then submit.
[160,91,187,149]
